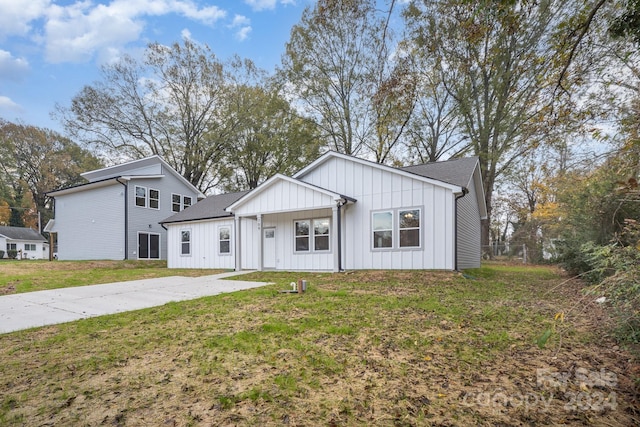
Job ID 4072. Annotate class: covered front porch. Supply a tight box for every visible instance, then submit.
[226,174,355,272]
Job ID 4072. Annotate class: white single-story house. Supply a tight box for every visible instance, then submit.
[161,151,487,272]
[0,226,48,260]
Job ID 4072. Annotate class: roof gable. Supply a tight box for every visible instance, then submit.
[295,151,464,193]
[227,174,354,215]
[0,226,46,242]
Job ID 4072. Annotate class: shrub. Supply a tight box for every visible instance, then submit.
[7,250,17,259]
[0,250,4,259]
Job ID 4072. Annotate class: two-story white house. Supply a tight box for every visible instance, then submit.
[45,156,204,261]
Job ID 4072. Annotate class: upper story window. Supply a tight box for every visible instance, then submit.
[135,186,146,207]
[149,189,160,209]
[135,186,160,210]
[172,194,193,212]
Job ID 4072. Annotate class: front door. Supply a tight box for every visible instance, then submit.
[263,227,276,269]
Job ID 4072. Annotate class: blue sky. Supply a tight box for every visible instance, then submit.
[0,0,311,132]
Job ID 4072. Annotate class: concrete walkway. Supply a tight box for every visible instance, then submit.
[0,271,268,334]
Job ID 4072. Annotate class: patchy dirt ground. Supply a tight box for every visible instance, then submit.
[0,265,638,426]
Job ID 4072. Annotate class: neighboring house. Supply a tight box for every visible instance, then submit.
[0,226,48,260]
[45,156,204,261]
[161,151,487,271]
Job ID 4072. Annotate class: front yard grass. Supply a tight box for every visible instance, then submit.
[0,264,637,425]
[0,260,224,295]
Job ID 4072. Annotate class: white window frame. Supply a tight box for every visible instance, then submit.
[172,193,181,212]
[6,243,17,251]
[135,185,147,208]
[149,188,160,210]
[180,229,191,256]
[371,207,422,251]
[371,210,394,250]
[294,220,310,252]
[294,218,331,253]
[183,195,192,210]
[398,208,422,249]
[24,243,36,251]
[218,226,231,255]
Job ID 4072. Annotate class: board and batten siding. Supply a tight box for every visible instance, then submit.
[53,183,125,260]
[166,219,235,269]
[456,177,482,269]
[298,156,457,270]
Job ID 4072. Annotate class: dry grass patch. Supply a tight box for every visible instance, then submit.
[0,265,638,425]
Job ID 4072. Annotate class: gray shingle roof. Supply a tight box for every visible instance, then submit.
[160,191,249,224]
[0,226,47,242]
[401,157,479,188]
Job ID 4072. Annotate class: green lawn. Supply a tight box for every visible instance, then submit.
[0,264,636,426]
[0,260,224,294]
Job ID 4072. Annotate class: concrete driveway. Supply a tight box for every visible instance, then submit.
[0,271,268,334]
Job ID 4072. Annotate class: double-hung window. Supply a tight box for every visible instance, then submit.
[295,218,330,252]
[372,211,393,249]
[295,220,310,252]
[183,196,192,209]
[372,208,421,250]
[219,227,231,254]
[181,230,191,256]
[6,243,16,251]
[149,189,160,209]
[135,186,146,207]
[172,194,181,212]
[24,244,36,251]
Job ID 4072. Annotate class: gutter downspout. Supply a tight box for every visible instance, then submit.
[116,178,128,260]
[337,199,348,272]
[454,188,469,272]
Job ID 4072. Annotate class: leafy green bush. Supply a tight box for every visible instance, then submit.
[0,250,4,259]
[7,250,17,259]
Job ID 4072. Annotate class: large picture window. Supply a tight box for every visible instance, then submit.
[372,211,393,248]
[295,220,310,252]
[219,227,230,254]
[181,230,191,256]
[399,209,421,248]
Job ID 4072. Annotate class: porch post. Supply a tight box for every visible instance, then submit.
[234,216,241,271]
[332,205,339,272]
[257,214,263,272]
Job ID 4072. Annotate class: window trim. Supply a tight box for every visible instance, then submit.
[24,243,36,251]
[371,210,394,250]
[6,243,17,251]
[137,232,161,260]
[180,229,191,257]
[293,217,331,253]
[183,195,192,210]
[135,185,147,208]
[371,207,423,251]
[149,188,160,210]
[218,225,231,256]
[172,193,181,212]
[294,219,310,253]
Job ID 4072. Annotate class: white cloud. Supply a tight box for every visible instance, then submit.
[229,14,251,42]
[0,50,29,81]
[235,26,252,41]
[0,0,50,39]
[244,0,277,11]
[0,95,22,112]
[41,0,227,63]
[181,28,192,40]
